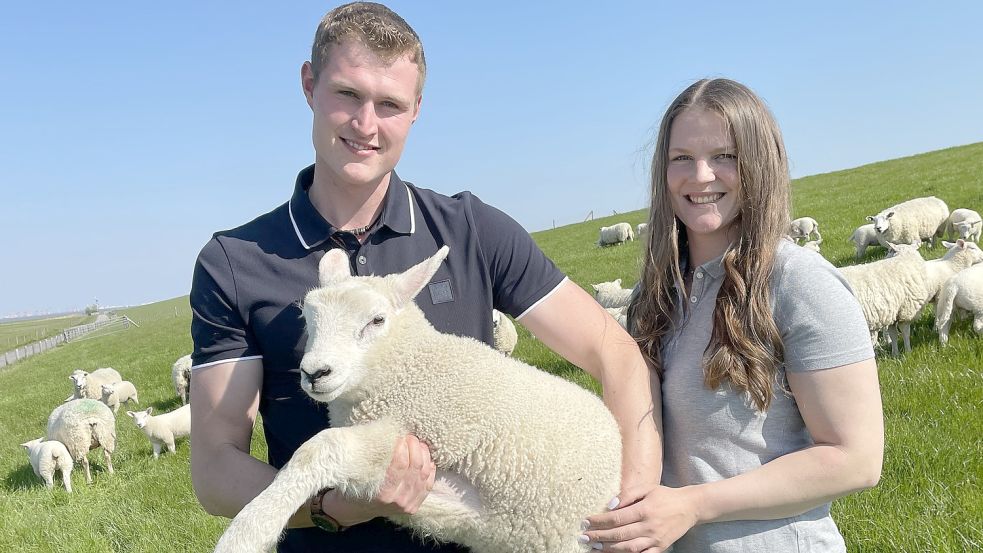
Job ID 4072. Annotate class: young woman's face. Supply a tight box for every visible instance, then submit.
[666,107,742,246]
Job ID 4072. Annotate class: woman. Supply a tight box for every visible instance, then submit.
[581,79,884,552]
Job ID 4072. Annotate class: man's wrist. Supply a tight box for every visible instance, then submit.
[310,488,346,532]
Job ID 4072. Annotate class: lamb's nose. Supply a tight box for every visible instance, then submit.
[308,368,332,381]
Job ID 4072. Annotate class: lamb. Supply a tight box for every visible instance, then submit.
[171,354,192,405]
[944,208,982,243]
[100,381,140,414]
[848,223,883,260]
[126,404,191,459]
[636,222,648,236]
[20,438,74,492]
[789,216,821,243]
[605,306,628,329]
[597,222,634,246]
[802,238,823,253]
[838,244,930,356]
[46,399,116,485]
[491,309,517,356]
[68,367,122,400]
[590,278,632,308]
[923,240,983,304]
[935,262,983,345]
[867,196,949,248]
[214,246,621,553]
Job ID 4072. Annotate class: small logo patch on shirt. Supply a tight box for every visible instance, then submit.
[428,279,454,305]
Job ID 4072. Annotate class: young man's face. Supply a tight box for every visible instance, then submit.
[302,39,422,190]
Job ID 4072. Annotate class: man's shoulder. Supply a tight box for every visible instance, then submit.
[211,202,290,242]
[198,202,293,264]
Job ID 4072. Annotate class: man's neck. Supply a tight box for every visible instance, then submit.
[309,166,391,232]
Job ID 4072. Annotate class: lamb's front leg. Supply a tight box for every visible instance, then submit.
[214,419,401,553]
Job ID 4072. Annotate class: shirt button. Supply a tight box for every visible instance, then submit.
[357,255,367,265]
[695,271,704,279]
[690,295,698,303]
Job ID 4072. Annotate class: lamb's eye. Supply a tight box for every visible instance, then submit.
[372,316,385,326]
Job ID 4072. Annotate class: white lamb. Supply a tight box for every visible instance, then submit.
[867,196,949,248]
[848,223,883,260]
[491,309,517,356]
[935,262,983,345]
[46,399,116,485]
[838,244,929,356]
[68,367,122,400]
[100,381,140,414]
[923,240,983,304]
[636,222,649,236]
[605,306,628,329]
[126,404,191,459]
[20,438,74,492]
[597,222,634,246]
[943,208,982,243]
[789,216,821,243]
[802,238,823,253]
[171,354,192,405]
[590,278,632,308]
[215,247,621,553]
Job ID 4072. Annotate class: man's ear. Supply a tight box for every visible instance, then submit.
[301,61,316,109]
[411,94,422,124]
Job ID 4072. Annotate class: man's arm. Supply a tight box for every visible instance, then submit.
[519,280,663,492]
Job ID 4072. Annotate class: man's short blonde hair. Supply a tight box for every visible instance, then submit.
[311,2,427,93]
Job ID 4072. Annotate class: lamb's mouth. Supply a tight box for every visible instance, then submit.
[687,193,724,205]
[301,375,347,401]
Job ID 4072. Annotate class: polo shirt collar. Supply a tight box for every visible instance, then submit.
[682,250,727,280]
[287,165,417,250]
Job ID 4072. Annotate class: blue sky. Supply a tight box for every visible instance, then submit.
[2,1,981,316]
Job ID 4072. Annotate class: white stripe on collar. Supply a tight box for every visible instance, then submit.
[287,199,313,250]
[406,182,416,234]
[290,179,415,248]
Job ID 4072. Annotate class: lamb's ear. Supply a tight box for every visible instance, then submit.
[865,215,874,222]
[318,248,352,286]
[886,211,895,219]
[146,407,153,415]
[125,411,135,418]
[957,239,966,248]
[391,246,450,308]
[942,240,954,249]
[615,278,622,286]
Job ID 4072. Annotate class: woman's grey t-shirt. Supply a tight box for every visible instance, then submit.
[656,240,874,552]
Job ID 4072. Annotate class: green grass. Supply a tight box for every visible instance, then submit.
[1,142,981,551]
[0,314,91,351]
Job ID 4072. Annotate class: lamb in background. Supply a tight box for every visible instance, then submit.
[867,196,949,248]
[100,381,139,414]
[923,240,983,304]
[636,222,648,236]
[126,404,191,459]
[936,262,983,345]
[20,438,73,492]
[171,354,192,405]
[848,223,883,261]
[491,309,517,356]
[214,246,621,553]
[590,279,632,309]
[944,208,982,243]
[46,399,116,484]
[789,216,821,243]
[597,222,634,246]
[802,238,823,254]
[68,367,122,401]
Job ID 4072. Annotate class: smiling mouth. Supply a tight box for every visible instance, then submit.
[687,193,724,205]
[342,138,379,152]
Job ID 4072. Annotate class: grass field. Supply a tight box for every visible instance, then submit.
[1,142,981,551]
[0,314,91,351]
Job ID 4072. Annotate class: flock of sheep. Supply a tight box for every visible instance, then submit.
[591,197,983,355]
[19,355,194,492]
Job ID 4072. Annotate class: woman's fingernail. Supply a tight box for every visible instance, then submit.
[580,519,590,531]
[578,534,590,543]
[591,543,604,550]
[607,497,620,510]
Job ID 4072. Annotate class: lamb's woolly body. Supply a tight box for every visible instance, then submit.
[100,381,139,413]
[45,399,116,484]
[839,248,929,355]
[491,310,517,356]
[21,438,73,492]
[789,216,821,243]
[944,208,982,242]
[636,222,648,236]
[605,306,628,329]
[936,263,983,345]
[127,404,191,459]
[923,241,983,303]
[848,223,882,260]
[69,367,122,400]
[597,222,634,246]
[591,279,632,308]
[869,196,949,247]
[171,354,192,404]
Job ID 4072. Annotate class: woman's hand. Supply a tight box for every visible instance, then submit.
[581,485,701,552]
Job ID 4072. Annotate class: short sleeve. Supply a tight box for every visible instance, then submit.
[772,248,874,372]
[189,237,262,368]
[466,194,566,318]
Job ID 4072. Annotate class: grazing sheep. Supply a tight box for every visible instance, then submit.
[597,222,634,246]
[20,438,73,492]
[936,263,983,345]
[923,240,983,304]
[802,238,823,253]
[491,309,517,356]
[215,246,621,553]
[46,399,116,485]
[789,216,821,243]
[126,405,192,459]
[838,244,930,356]
[590,279,632,309]
[171,354,192,405]
[100,381,140,414]
[867,196,949,248]
[848,223,883,260]
[944,208,982,243]
[636,222,648,236]
[68,367,122,400]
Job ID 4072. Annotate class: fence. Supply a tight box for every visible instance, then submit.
[0,315,137,369]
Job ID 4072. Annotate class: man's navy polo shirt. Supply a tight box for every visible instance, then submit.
[189,165,566,552]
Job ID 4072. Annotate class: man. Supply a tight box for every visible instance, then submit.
[190,3,661,552]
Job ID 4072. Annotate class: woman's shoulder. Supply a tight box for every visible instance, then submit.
[771,239,844,290]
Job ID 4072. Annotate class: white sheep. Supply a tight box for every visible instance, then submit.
[20,438,73,492]
[171,354,192,405]
[491,309,517,356]
[838,244,930,356]
[944,208,982,243]
[215,246,621,553]
[597,222,634,246]
[100,381,140,414]
[789,216,821,243]
[802,238,823,253]
[935,262,983,345]
[923,240,983,304]
[605,306,628,329]
[126,404,191,459]
[68,367,122,400]
[636,222,648,236]
[848,223,883,260]
[867,196,949,248]
[46,399,116,485]
[590,279,632,309]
